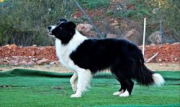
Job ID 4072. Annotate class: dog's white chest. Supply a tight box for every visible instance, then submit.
[54,31,87,71]
[55,39,72,68]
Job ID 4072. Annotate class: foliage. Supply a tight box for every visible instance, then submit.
[112,0,154,19]
[112,0,179,42]
[0,0,179,46]
[146,0,180,42]
[79,0,110,9]
[162,0,180,41]
[0,0,75,46]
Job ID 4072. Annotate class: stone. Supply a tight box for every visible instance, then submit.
[37,58,49,65]
[148,31,162,44]
[106,33,117,38]
[77,24,93,32]
[124,29,141,45]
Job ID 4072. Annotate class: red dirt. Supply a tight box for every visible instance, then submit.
[139,43,180,63]
[0,43,179,65]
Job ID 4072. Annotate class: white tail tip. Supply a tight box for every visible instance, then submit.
[152,73,165,86]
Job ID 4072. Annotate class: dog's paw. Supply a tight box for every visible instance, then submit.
[70,94,81,98]
[119,90,129,97]
[113,90,124,96]
[113,91,121,96]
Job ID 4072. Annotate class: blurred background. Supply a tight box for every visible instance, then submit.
[0,0,179,46]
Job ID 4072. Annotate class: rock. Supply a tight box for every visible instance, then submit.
[77,24,93,32]
[148,31,162,44]
[174,58,178,61]
[106,33,117,38]
[27,61,35,65]
[110,20,119,26]
[19,61,27,65]
[158,59,162,62]
[172,42,180,45]
[37,58,49,65]
[9,60,18,65]
[7,44,17,50]
[71,12,82,19]
[124,29,141,45]
[81,31,97,37]
[77,23,98,37]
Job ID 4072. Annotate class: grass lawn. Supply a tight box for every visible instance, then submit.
[0,69,180,107]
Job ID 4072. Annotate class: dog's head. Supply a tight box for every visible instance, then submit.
[47,19,76,45]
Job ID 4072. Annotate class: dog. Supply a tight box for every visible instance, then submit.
[47,19,165,98]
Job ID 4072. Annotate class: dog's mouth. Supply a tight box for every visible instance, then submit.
[47,32,55,38]
[46,29,55,38]
[46,26,56,38]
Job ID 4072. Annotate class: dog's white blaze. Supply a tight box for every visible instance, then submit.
[50,26,56,31]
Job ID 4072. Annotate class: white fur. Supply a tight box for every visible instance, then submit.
[48,25,56,38]
[119,90,129,97]
[70,73,78,93]
[113,90,124,96]
[71,69,92,98]
[55,30,87,70]
[152,73,165,86]
[55,30,92,97]
[113,91,121,96]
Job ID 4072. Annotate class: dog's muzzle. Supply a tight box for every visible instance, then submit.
[47,26,55,37]
[47,26,52,31]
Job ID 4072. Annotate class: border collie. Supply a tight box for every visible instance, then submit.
[47,19,165,98]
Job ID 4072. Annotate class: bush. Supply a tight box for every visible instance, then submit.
[79,0,110,9]
[0,0,179,46]
[146,0,180,43]
[0,0,75,46]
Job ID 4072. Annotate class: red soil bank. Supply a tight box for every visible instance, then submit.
[0,43,179,65]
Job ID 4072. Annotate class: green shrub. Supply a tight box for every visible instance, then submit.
[0,0,75,46]
[79,0,110,9]
[0,0,179,46]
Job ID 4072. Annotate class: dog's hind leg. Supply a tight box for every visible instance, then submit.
[70,72,78,93]
[113,77,126,96]
[112,72,127,96]
[71,68,92,98]
[119,79,134,97]
[111,65,134,97]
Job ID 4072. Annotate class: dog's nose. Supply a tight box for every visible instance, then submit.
[47,26,51,31]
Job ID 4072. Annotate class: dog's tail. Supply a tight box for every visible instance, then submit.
[135,62,165,86]
[134,51,165,86]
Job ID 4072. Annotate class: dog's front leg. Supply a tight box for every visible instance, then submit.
[70,72,78,93]
[70,69,92,98]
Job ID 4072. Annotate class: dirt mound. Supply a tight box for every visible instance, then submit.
[139,43,179,63]
[0,43,179,65]
[0,45,58,65]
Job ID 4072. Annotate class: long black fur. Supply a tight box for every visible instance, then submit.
[70,38,154,94]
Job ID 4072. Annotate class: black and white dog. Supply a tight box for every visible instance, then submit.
[47,19,165,98]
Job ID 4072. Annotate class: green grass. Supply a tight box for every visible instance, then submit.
[0,69,180,107]
[79,0,110,9]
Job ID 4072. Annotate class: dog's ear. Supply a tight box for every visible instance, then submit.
[67,21,76,30]
[60,19,67,23]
